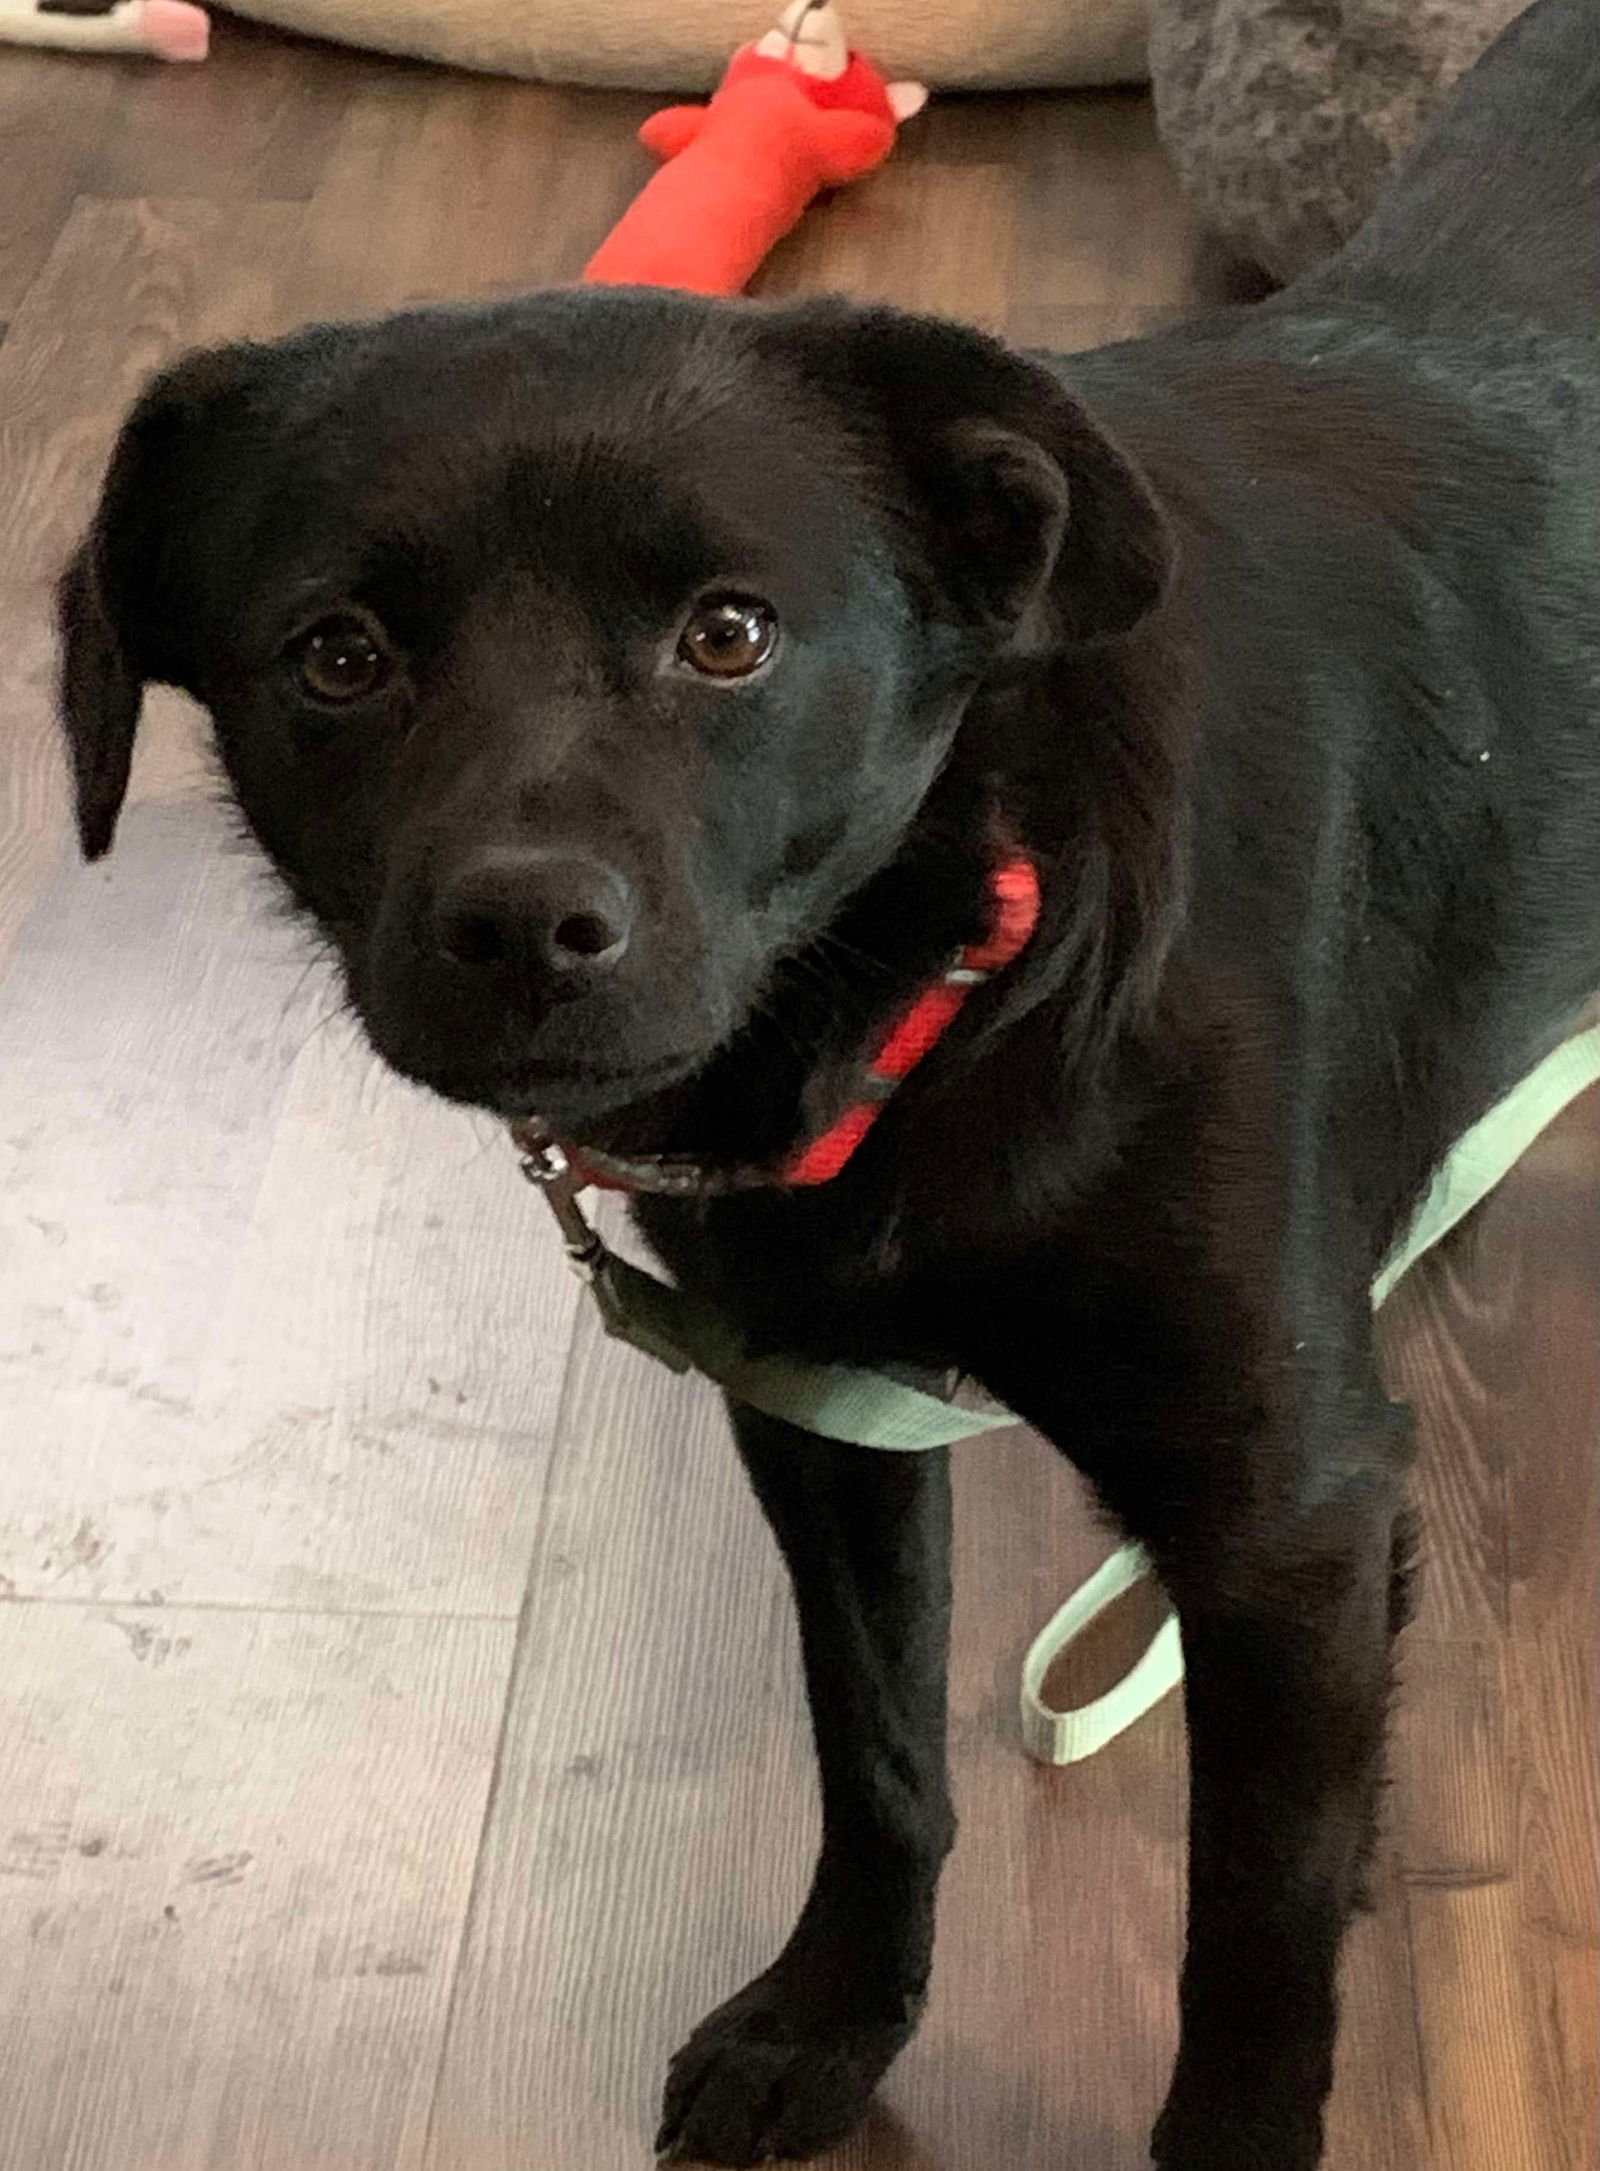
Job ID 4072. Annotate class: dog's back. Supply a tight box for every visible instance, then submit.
[1314,0,1600,336]
[1058,0,1600,1233]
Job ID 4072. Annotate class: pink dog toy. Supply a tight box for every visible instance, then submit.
[0,0,209,61]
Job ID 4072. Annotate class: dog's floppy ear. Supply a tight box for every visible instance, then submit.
[58,531,149,864]
[757,300,1173,647]
[57,343,264,860]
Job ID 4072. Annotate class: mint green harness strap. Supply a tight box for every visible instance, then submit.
[582,1026,1600,1762]
[1022,1023,1600,1763]
[590,1253,1014,1449]
[1368,1026,1600,1305]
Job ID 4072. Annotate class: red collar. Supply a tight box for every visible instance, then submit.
[510,848,1040,1198]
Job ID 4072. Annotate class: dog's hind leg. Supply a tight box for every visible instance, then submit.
[1151,1505,1410,2163]
[984,1295,1417,2171]
[1132,1386,1418,2171]
[657,1406,954,2167]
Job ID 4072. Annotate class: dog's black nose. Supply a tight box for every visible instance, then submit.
[434,846,634,983]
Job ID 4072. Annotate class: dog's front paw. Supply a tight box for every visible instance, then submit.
[656,1967,918,2166]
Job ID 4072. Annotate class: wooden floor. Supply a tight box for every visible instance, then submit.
[0,15,1594,2171]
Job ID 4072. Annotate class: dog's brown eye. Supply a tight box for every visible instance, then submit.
[678,595,778,680]
[296,616,392,705]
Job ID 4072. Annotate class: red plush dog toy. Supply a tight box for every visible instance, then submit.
[584,1,928,296]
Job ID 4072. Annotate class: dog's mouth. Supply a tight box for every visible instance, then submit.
[477,1049,709,1131]
[359,822,1039,1191]
[509,839,1044,1197]
[346,943,733,1136]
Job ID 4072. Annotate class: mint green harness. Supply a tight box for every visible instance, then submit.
[523,1026,1599,1763]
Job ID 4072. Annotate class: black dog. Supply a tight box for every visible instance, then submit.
[55,1,1600,2164]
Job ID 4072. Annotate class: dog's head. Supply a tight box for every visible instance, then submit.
[58,287,1169,1129]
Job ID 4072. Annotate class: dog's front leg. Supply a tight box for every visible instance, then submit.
[1143,1409,1415,2171]
[657,1405,955,2167]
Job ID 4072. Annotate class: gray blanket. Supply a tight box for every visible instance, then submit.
[1151,0,1527,280]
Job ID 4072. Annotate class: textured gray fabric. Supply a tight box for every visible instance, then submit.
[1150,0,1527,280]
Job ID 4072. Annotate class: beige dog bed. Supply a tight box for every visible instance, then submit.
[227,0,1151,91]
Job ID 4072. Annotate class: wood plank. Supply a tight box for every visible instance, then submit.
[84,10,361,204]
[0,582,74,978]
[908,1434,1184,2171]
[135,1019,583,1616]
[1408,1879,1564,2171]
[0,1601,513,2171]
[756,145,1019,332]
[1323,1899,1433,2171]
[1389,1087,1600,2171]
[0,578,212,983]
[1392,1637,1512,1885]
[0,54,114,317]
[293,78,656,320]
[0,794,580,1614]
[423,1310,815,2171]
[0,196,308,588]
[1511,1627,1600,2171]
[1499,1101,1600,1643]
[0,803,329,1569]
[1010,91,1210,316]
[1499,1098,1600,2171]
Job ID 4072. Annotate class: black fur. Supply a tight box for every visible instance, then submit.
[55,2,1600,2164]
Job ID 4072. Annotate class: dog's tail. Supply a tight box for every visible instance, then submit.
[1316,0,1600,338]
